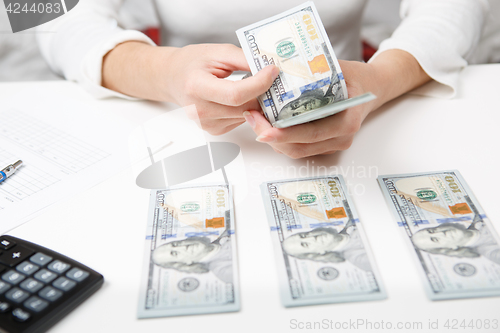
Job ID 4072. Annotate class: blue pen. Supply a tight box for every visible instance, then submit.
[0,160,23,183]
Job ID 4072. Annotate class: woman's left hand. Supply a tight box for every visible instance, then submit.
[243,59,381,159]
[243,49,431,158]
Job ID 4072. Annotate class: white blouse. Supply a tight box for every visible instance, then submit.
[36,0,488,99]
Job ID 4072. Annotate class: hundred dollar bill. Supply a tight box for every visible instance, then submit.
[237,2,375,128]
[260,176,386,307]
[137,184,240,318]
[378,171,500,300]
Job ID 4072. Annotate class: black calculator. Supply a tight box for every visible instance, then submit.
[0,235,104,333]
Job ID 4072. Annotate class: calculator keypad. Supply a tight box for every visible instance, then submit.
[0,236,99,330]
[29,252,53,267]
[66,268,89,282]
[23,296,49,313]
[0,301,10,313]
[0,245,34,267]
[5,288,30,303]
[0,281,11,294]
[0,239,15,251]
[48,260,70,274]
[23,296,49,312]
[16,262,40,275]
[52,277,76,292]
[34,269,58,284]
[2,270,26,285]
[39,287,63,302]
[11,308,30,322]
[20,278,44,293]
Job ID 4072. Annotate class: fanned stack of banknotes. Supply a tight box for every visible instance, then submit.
[136,2,500,318]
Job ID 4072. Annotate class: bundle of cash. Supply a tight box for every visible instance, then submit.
[137,184,240,318]
[260,176,386,307]
[378,171,500,300]
[237,2,375,128]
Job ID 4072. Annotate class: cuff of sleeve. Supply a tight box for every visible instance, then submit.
[80,29,156,100]
[369,41,462,99]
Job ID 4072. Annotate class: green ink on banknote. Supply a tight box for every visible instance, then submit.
[416,190,437,201]
[297,193,317,204]
[181,202,200,212]
[277,41,296,58]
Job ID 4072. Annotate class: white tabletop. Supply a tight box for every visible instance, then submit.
[2,64,500,333]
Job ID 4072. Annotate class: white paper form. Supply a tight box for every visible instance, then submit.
[0,90,136,234]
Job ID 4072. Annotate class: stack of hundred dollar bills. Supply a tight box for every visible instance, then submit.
[237,1,376,128]
[137,184,240,318]
[261,176,387,306]
[378,171,500,300]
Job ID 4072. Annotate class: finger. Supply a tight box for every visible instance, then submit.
[221,121,244,134]
[211,44,252,72]
[243,110,273,136]
[204,120,245,136]
[273,135,354,159]
[199,118,245,135]
[320,150,337,155]
[256,108,362,144]
[244,110,352,157]
[243,111,283,155]
[197,65,280,106]
[201,99,262,120]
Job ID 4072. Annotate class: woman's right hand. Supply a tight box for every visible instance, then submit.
[103,42,279,135]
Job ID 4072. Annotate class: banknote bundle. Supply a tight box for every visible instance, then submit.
[260,176,386,306]
[137,184,240,318]
[237,2,375,128]
[378,171,500,300]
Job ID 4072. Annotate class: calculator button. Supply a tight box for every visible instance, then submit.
[34,269,58,284]
[2,270,26,285]
[0,281,11,294]
[0,245,34,267]
[0,237,15,250]
[66,268,89,282]
[0,301,10,313]
[24,296,49,313]
[30,252,53,266]
[48,260,70,274]
[39,286,63,302]
[53,277,76,292]
[16,262,40,275]
[5,288,30,304]
[12,308,31,322]
[20,278,44,293]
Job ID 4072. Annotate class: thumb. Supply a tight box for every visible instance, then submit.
[243,110,276,140]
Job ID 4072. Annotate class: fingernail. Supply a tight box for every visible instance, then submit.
[256,135,276,143]
[243,111,256,129]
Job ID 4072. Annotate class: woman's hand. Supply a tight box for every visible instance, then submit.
[164,44,279,135]
[243,49,431,158]
[243,60,380,158]
[102,42,279,135]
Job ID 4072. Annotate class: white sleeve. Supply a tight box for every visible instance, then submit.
[36,0,156,99]
[369,0,488,98]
